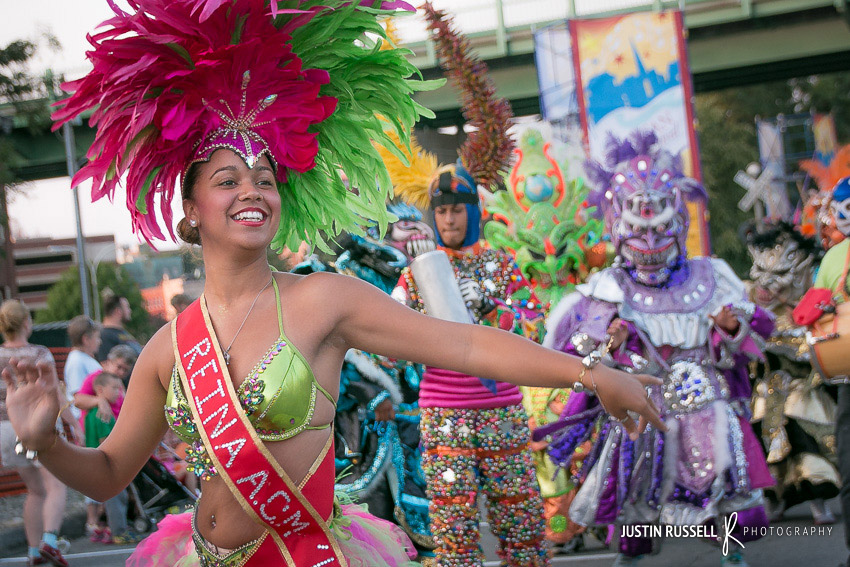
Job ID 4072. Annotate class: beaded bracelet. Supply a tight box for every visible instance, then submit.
[14,400,72,460]
[572,335,615,395]
[15,431,60,460]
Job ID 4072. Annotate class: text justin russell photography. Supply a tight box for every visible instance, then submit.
[621,525,834,539]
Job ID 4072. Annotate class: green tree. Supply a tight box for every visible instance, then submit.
[790,74,850,136]
[0,35,57,186]
[35,263,155,342]
[695,91,761,276]
[695,72,850,276]
[0,35,59,298]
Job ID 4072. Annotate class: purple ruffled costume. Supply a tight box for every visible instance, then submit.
[541,257,775,557]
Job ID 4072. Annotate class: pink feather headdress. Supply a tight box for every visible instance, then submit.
[52,0,439,250]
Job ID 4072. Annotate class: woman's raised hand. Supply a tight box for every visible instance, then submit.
[2,358,62,451]
[592,364,666,440]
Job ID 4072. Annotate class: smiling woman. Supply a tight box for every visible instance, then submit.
[3,2,666,567]
[178,153,280,249]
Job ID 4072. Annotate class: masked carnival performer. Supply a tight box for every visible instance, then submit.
[375,5,546,565]
[291,152,437,551]
[809,177,850,567]
[314,220,435,553]
[4,3,667,567]
[483,128,610,551]
[541,132,775,567]
[332,342,434,557]
[799,145,850,250]
[336,202,436,293]
[746,222,839,524]
[485,128,610,309]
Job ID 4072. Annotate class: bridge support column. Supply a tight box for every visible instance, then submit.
[495,0,508,55]
[0,184,17,300]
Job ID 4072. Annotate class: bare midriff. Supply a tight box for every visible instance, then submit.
[162,273,341,550]
[192,418,333,549]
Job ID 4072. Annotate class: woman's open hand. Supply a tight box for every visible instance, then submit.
[592,364,666,440]
[2,357,62,451]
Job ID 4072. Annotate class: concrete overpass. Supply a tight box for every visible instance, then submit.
[407,0,850,126]
[4,0,850,179]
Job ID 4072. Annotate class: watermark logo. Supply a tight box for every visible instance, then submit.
[722,512,744,557]
[620,511,833,557]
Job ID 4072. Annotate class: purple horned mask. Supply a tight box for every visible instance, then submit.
[586,132,706,286]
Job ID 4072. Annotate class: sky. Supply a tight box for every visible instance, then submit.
[1,1,182,250]
[6,177,184,252]
[1,0,651,250]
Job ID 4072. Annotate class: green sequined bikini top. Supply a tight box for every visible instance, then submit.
[165,278,336,445]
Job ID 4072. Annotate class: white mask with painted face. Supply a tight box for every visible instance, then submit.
[830,197,850,236]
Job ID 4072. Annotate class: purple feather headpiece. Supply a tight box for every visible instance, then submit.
[585,132,707,284]
[584,131,705,219]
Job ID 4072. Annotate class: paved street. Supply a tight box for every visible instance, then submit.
[479,498,846,567]
[0,499,845,567]
[0,541,135,567]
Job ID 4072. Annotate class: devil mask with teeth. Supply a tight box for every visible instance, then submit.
[746,221,820,311]
[385,201,436,260]
[586,132,706,287]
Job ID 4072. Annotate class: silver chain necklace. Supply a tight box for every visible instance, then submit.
[219,275,274,365]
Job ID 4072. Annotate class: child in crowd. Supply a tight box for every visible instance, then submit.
[85,373,122,446]
[154,430,198,495]
[62,316,104,539]
[74,345,136,434]
[63,317,102,418]
[84,372,143,545]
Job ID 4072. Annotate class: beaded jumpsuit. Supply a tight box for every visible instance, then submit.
[395,242,550,567]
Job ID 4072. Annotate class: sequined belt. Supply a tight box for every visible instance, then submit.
[191,508,265,567]
[661,360,727,414]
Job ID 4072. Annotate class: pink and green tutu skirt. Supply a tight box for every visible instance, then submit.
[126,503,420,567]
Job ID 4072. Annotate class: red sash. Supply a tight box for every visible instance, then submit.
[173,299,347,567]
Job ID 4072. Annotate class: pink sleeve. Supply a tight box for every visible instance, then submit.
[79,373,97,396]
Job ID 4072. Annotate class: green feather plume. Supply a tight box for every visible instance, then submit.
[270,1,443,252]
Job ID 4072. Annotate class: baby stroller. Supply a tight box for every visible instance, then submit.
[127,443,197,532]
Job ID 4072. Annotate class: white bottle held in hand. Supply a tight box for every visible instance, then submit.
[409,250,474,324]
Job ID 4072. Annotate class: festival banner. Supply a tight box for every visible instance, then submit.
[569,10,710,256]
[813,113,838,166]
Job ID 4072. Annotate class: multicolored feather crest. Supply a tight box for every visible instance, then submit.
[52,0,441,251]
[381,17,403,50]
[799,145,850,192]
[798,144,850,245]
[421,2,515,188]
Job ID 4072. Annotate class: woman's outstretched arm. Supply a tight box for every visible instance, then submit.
[2,325,172,501]
[319,272,665,435]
